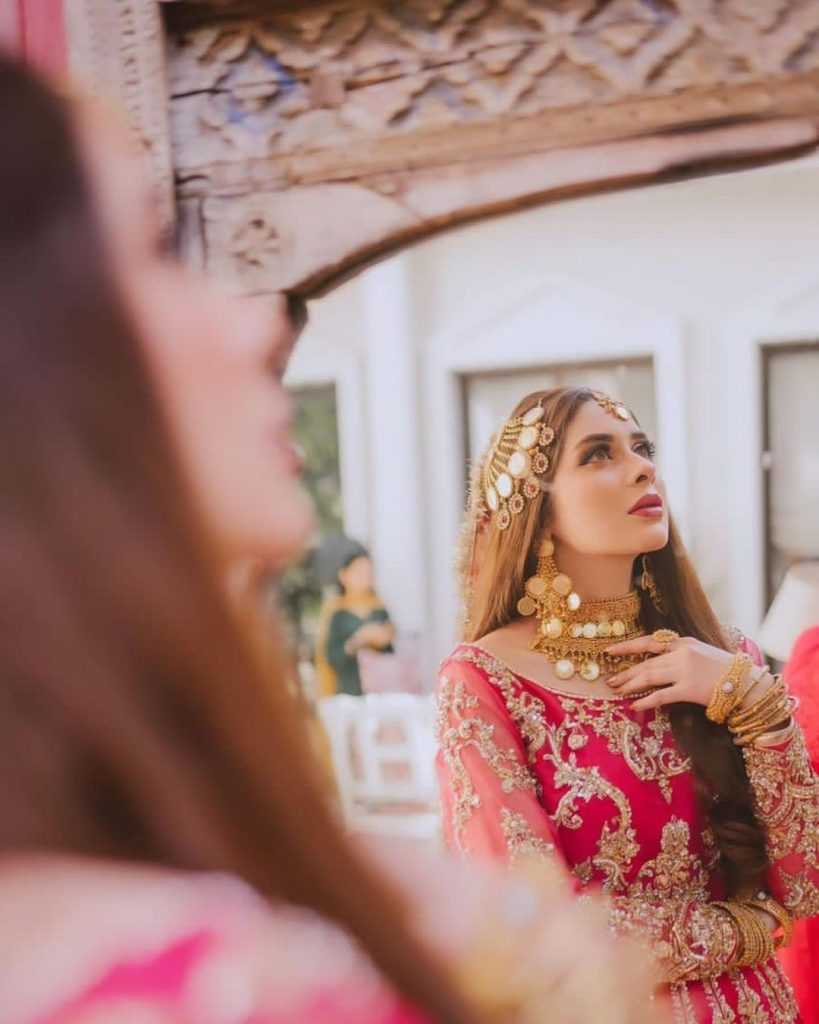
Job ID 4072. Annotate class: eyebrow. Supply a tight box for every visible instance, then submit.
[574,431,649,451]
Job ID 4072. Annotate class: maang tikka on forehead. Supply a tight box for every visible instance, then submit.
[592,391,633,422]
[482,404,554,531]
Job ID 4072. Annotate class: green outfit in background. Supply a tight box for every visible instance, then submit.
[325,604,393,696]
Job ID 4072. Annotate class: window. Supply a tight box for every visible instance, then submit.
[292,384,343,535]
[762,343,819,604]
[463,357,656,464]
[280,384,343,668]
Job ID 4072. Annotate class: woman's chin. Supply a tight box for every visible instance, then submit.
[222,485,316,567]
[640,520,670,551]
[267,494,316,565]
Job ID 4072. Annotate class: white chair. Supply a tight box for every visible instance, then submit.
[318,693,441,844]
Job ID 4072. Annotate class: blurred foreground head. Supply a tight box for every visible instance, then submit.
[0,54,476,1024]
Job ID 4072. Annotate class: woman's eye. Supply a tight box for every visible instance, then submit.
[635,441,657,459]
[582,444,610,464]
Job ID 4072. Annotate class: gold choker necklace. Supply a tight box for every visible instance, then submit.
[519,538,648,682]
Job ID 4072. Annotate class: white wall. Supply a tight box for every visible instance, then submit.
[288,154,819,680]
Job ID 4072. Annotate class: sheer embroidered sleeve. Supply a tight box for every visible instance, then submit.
[733,635,819,918]
[606,893,740,984]
[435,656,565,867]
[743,726,819,918]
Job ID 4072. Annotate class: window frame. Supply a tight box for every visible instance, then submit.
[761,339,819,608]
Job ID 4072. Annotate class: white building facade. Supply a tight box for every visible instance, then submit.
[286,157,819,683]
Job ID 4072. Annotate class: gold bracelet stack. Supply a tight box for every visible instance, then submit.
[714,900,776,968]
[727,674,796,747]
[752,719,798,748]
[705,653,755,724]
[745,891,793,950]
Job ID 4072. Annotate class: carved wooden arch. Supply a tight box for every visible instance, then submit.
[65,0,819,298]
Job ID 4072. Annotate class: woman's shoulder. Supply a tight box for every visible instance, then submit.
[437,639,529,704]
[2,858,414,1024]
[438,641,498,681]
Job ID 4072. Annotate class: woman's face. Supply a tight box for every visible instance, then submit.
[78,111,314,564]
[548,399,669,558]
[338,555,374,595]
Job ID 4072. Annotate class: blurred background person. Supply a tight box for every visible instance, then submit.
[315,540,395,697]
[0,55,663,1024]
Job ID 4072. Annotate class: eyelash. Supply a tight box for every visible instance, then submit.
[581,440,657,465]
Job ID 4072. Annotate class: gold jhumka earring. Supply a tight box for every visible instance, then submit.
[518,537,646,681]
[640,553,667,614]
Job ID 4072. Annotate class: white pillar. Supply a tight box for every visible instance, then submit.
[361,256,428,670]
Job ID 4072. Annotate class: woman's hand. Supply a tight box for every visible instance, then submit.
[344,621,394,655]
[604,635,768,713]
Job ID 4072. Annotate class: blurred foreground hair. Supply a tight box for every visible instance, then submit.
[0,53,475,1024]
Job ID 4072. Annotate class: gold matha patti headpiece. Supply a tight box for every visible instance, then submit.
[592,391,633,422]
[482,405,555,530]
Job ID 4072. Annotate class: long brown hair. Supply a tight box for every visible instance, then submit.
[463,387,768,896]
[0,55,477,1023]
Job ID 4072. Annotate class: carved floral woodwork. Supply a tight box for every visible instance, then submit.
[66,0,819,295]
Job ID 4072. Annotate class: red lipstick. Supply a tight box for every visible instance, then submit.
[629,493,664,517]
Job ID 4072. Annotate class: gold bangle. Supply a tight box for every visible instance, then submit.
[729,675,785,726]
[751,720,798,748]
[733,714,790,747]
[730,688,795,746]
[737,903,775,966]
[733,666,768,713]
[706,653,754,724]
[728,676,791,743]
[744,892,793,950]
[714,900,776,968]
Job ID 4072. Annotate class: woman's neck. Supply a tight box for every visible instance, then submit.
[552,548,635,600]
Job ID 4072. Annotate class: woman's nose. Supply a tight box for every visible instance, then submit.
[631,451,656,485]
[233,295,296,377]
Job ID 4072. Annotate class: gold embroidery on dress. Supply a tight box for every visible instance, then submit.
[441,646,817,1015]
[455,647,690,795]
[560,698,690,803]
[609,894,737,985]
[436,675,538,851]
[757,960,799,1022]
[632,819,710,900]
[703,976,737,1023]
[743,726,819,916]
[734,973,771,1024]
[500,808,555,863]
[670,983,700,1024]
